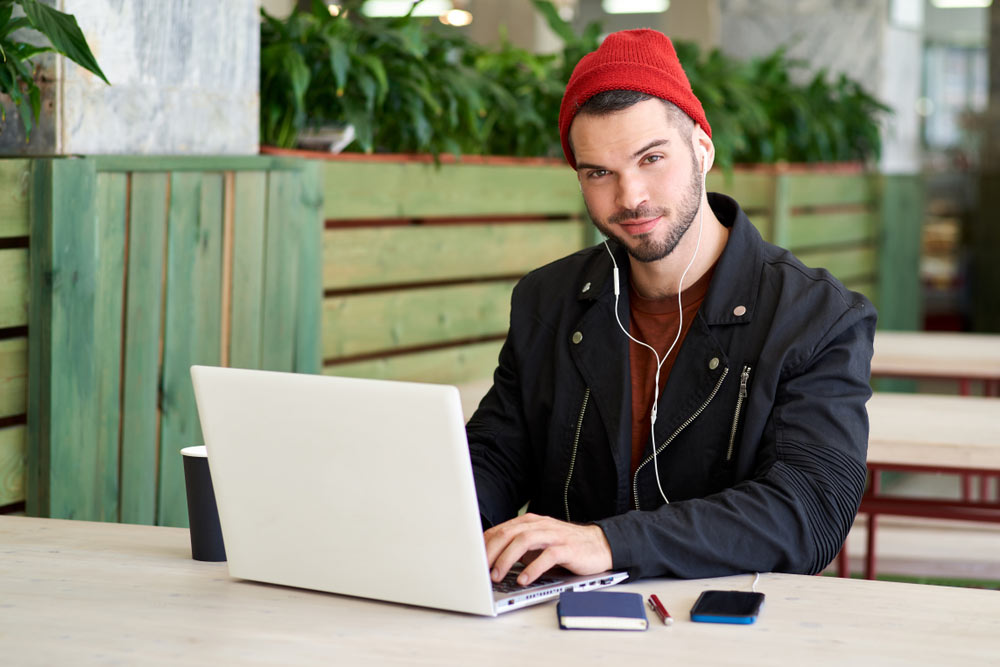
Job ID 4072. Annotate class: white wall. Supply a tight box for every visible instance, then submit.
[55,0,260,155]
[0,0,260,155]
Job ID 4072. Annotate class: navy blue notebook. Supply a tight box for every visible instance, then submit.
[557,591,648,631]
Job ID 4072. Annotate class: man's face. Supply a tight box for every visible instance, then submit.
[570,98,704,263]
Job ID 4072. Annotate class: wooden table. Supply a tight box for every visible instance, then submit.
[840,392,1000,579]
[872,330,1000,395]
[3,516,1000,666]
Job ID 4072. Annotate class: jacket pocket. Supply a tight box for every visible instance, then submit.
[726,365,752,462]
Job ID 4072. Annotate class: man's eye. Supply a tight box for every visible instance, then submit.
[588,170,609,179]
[644,155,662,164]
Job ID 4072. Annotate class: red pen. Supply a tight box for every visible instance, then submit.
[647,594,673,625]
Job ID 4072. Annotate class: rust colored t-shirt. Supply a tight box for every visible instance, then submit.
[628,268,714,477]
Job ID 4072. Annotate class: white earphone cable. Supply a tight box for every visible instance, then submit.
[604,159,706,506]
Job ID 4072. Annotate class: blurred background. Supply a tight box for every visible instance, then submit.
[257,0,997,334]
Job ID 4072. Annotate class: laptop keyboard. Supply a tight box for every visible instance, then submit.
[492,571,565,594]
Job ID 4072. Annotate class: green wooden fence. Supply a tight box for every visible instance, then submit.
[317,158,888,390]
[25,156,322,526]
[0,154,916,525]
[319,157,589,385]
[0,159,29,510]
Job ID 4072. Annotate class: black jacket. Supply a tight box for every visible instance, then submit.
[467,193,876,580]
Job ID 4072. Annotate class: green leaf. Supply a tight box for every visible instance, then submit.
[0,15,30,39]
[282,46,310,110]
[356,53,388,105]
[0,60,13,95]
[327,37,349,92]
[13,42,50,60]
[531,0,575,44]
[16,0,109,84]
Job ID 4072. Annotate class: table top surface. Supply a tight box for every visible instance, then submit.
[871,330,1000,380]
[867,392,1000,470]
[3,516,1000,666]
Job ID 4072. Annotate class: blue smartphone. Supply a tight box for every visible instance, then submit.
[689,590,765,624]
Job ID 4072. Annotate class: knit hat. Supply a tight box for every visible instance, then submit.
[558,29,711,169]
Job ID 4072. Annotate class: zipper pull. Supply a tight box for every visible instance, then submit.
[740,366,751,398]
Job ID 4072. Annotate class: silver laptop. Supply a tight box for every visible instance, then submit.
[190,366,627,616]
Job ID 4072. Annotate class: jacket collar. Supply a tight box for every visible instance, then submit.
[576,193,762,328]
[699,193,761,327]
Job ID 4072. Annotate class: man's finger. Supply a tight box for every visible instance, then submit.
[516,545,566,586]
[490,528,558,582]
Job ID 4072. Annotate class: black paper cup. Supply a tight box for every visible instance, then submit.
[181,445,227,562]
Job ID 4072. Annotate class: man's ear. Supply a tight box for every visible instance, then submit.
[694,128,715,174]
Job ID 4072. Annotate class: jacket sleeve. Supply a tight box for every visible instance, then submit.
[595,298,876,579]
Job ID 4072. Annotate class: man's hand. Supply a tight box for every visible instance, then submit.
[483,513,613,586]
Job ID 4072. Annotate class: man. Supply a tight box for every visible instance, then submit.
[466,29,876,586]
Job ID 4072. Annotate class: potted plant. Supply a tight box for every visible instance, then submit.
[0,0,108,141]
[259,0,888,168]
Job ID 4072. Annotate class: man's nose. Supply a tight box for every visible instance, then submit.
[615,172,649,212]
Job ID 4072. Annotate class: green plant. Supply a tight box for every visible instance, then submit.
[259,0,889,166]
[676,42,891,169]
[261,0,489,156]
[0,0,109,140]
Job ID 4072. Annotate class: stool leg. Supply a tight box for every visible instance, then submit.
[865,514,878,580]
[837,541,850,578]
[864,470,881,581]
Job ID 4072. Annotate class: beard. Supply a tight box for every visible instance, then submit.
[588,151,703,263]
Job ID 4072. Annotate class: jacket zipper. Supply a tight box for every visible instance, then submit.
[563,388,590,522]
[726,365,752,461]
[633,366,729,510]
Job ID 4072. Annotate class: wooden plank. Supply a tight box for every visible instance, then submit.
[91,172,128,522]
[784,173,877,208]
[292,160,323,375]
[158,172,223,527]
[323,162,582,219]
[878,174,923,331]
[259,170,300,372]
[0,425,25,506]
[707,169,774,211]
[769,173,790,247]
[220,172,235,368]
[0,337,27,420]
[795,246,878,284]
[28,159,124,522]
[26,159,55,517]
[323,281,515,360]
[785,210,878,250]
[323,340,504,386]
[0,248,28,328]
[93,155,298,174]
[0,159,31,238]
[228,171,267,369]
[323,221,588,290]
[120,172,169,526]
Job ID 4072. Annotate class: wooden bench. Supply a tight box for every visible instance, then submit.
[839,392,1000,579]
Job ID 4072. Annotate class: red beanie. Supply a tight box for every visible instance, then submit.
[558,29,711,169]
